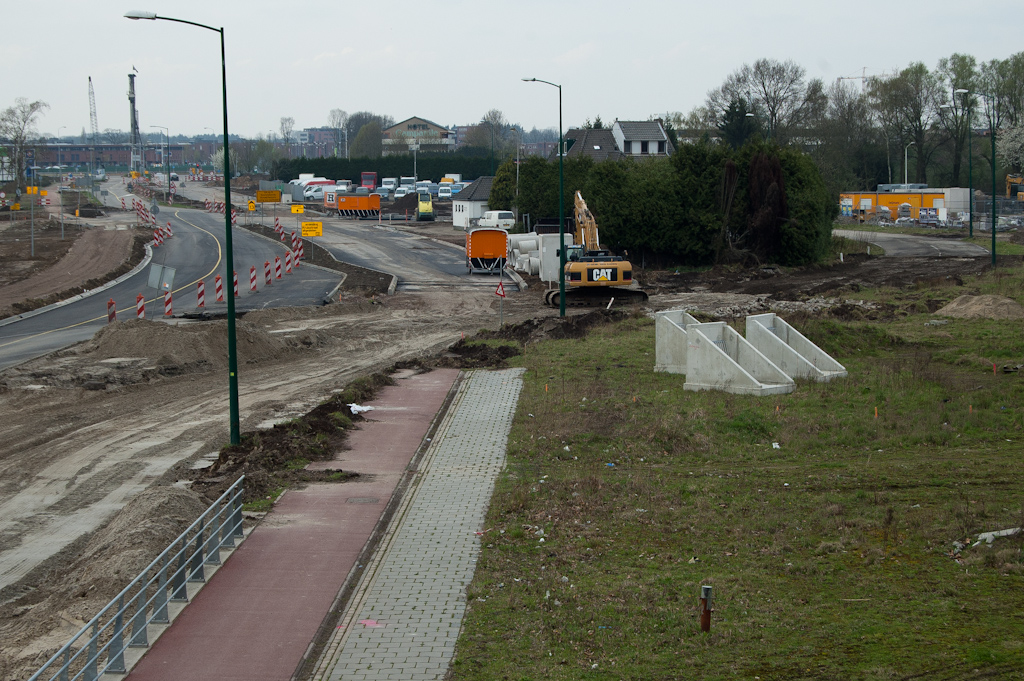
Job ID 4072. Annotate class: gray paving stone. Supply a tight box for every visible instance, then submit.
[321,369,524,681]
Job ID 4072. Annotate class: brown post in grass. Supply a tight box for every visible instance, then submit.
[700,585,713,632]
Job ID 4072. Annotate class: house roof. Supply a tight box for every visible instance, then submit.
[615,120,667,141]
[454,176,493,202]
[560,128,623,161]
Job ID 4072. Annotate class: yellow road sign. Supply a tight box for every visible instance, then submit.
[40,190,48,196]
[291,205,304,214]
[26,186,38,195]
[256,190,281,203]
[13,203,20,211]
[301,221,323,237]
[247,200,256,212]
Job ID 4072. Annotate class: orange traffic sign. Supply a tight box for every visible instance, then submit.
[291,205,304,214]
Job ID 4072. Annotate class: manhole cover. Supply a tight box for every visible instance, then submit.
[346,497,380,504]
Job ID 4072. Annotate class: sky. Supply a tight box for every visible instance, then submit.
[1,0,1018,141]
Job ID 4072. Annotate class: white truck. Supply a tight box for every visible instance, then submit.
[381,177,398,191]
[443,173,462,184]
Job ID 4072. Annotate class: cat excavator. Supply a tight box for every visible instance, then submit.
[543,191,649,308]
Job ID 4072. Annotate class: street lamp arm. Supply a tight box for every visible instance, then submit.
[125,11,220,33]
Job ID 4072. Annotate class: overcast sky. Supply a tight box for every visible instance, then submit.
[2,0,1017,140]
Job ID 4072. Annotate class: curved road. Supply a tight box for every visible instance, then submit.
[834,229,990,257]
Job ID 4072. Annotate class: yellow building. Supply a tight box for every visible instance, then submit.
[840,188,969,220]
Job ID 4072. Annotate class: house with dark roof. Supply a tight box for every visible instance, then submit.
[453,176,494,230]
[611,120,674,157]
[382,117,456,155]
[560,128,623,162]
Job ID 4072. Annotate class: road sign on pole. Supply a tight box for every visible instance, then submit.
[247,200,256,212]
[495,281,506,298]
[301,221,323,237]
[256,190,282,203]
[291,204,304,214]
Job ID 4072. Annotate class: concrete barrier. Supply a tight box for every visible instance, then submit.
[654,310,699,373]
[745,313,847,382]
[683,322,794,396]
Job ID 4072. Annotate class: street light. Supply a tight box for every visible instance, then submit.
[523,77,565,317]
[904,141,916,185]
[954,88,973,237]
[126,10,241,444]
[57,126,65,181]
[970,90,999,266]
[151,125,170,203]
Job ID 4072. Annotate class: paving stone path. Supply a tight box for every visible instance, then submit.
[315,368,525,681]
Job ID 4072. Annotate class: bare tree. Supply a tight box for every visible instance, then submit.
[868,62,943,184]
[0,98,49,189]
[328,108,348,157]
[279,116,295,156]
[706,59,816,142]
[936,53,978,185]
[103,128,130,144]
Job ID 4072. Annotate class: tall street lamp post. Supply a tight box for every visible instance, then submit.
[972,91,998,266]
[151,125,170,203]
[904,141,916,186]
[126,10,241,444]
[522,77,565,317]
[953,89,973,237]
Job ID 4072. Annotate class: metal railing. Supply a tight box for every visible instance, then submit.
[28,476,246,681]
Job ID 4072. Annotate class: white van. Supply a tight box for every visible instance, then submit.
[479,210,515,229]
[304,185,326,201]
[381,177,398,191]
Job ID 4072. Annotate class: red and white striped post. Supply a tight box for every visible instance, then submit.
[120,197,126,211]
[197,281,206,308]
[231,210,237,226]
[297,240,304,261]
[233,271,240,297]
[165,221,173,237]
[249,265,257,292]
[107,298,117,323]
[164,290,173,317]
[274,216,281,232]
[215,275,225,302]
[280,228,287,242]
[285,251,293,274]
[264,261,272,285]
[153,230,163,246]
[136,293,145,320]
[274,256,282,279]
[290,231,297,251]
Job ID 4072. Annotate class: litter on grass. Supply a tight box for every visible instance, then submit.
[348,403,374,414]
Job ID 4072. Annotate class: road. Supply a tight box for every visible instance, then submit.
[0,206,341,370]
[834,229,990,257]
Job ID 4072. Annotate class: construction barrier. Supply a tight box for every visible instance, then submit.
[165,221,173,236]
[297,240,304,261]
[233,271,239,298]
[249,266,257,293]
[164,290,172,317]
[231,210,237,226]
[274,256,282,279]
[153,230,163,246]
[285,251,292,274]
[136,293,145,320]
[274,217,281,232]
[197,281,206,308]
[120,198,126,211]
[107,298,116,324]
[264,261,272,285]
[290,232,297,251]
[215,275,224,302]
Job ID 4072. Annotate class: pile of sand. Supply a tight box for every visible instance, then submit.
[934,295,1024,320]
[80,319,289,368]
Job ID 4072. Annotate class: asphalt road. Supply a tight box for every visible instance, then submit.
[0,204,341,370]
[834,229,991,257]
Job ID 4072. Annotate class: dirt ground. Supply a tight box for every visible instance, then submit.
[0,218,1006,680]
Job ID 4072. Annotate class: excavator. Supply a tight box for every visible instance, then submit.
[543,191,649,308]
[1006,173,1023,200]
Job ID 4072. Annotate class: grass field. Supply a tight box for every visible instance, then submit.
[450,267,1024,680]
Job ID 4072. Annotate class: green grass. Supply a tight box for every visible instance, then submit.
[242,486,284,513]
[964,235,1024,256]
[451,268,1024,680]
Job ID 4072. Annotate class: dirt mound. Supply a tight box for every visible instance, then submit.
[434,339,522,369]
[935,295,1024,320]
[481,309,628,345]
[0,486,208,680]
[390,192,418,213]
[80,318,289,371]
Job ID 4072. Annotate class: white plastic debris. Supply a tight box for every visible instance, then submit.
[972,527,1022,547]
[348,403,374,414]
[772,442,781,449]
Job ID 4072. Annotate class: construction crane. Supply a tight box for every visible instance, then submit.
[88,77,100,172]
[836,67,869,92]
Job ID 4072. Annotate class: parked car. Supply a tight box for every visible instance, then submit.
[437,185,452,200]
[394,187,410,198]
[355,186,370,195]
[304,185,326,201]
[373,187,390,200]
[451,183,464,194]
[428,183,440,197]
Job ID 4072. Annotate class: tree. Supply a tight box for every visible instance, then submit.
[349,121,382,158]
[936,53,979,185]
[346,111,394,147]
[706,59,816,143]
[718,98,760,149]
[211,146,237,174]
[279,116,295,150]
[997,125,1024,171]
[868,62,943,184]
[103,128,129,144]
[0,98,49,188]
[582,116,605,129]
[328,108,348,157]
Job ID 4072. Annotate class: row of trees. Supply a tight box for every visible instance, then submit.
[487,140,835,268]
[669,53,1024,197]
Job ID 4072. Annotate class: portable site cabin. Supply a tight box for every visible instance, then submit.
[323,191,380,217]
[466,228,507,274]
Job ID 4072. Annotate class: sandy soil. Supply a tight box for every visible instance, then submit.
[0,218,1003,680]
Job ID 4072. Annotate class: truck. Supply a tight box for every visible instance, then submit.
[442,173,461,184]
[479,210,515,229]
[360,171,378,191]
[381,177,398,191]
[399,176,416,189]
